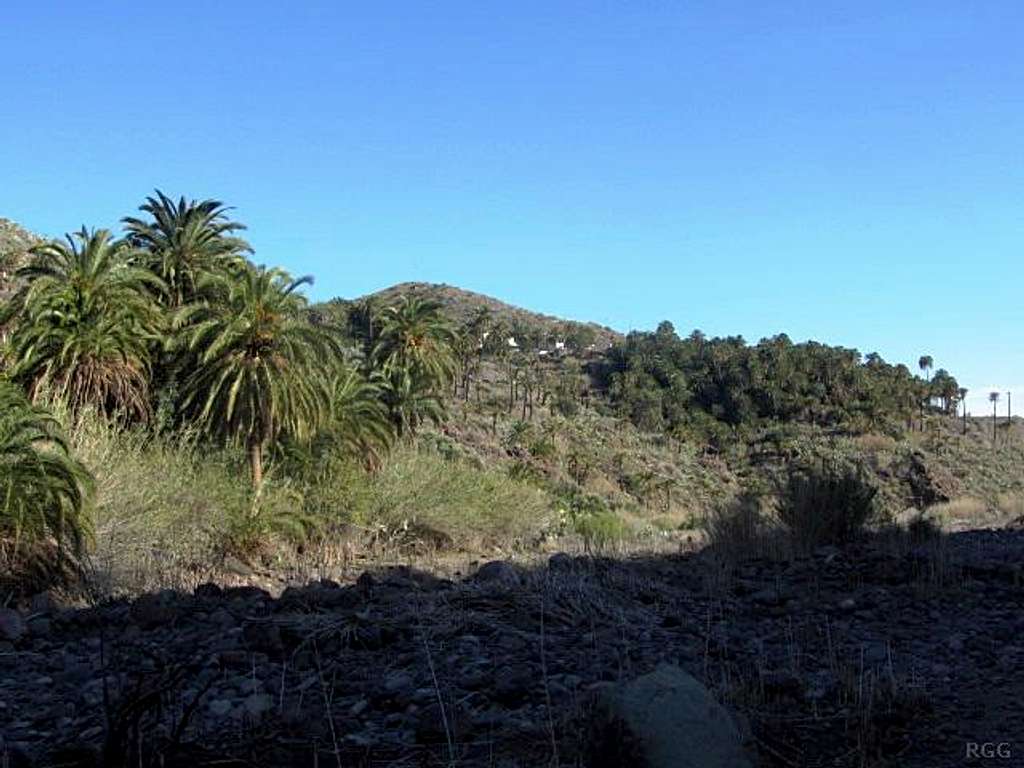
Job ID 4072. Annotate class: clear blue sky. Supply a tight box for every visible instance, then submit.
[1,2,1021,414]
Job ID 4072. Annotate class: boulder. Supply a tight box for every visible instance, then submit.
[589,663,755,768]
[474,560,521,586]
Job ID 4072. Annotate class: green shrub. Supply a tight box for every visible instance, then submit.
[777,466,878,550]
[574,509,628,552]
[0,384,93,584]
[70,411,299,593]
[352,446,553,549]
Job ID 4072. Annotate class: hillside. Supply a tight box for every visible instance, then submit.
[1,215,1023,768]
[0,217,43,299]
[354,281,622,350]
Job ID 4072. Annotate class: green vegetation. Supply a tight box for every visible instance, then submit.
[0,383,92,574]
[598,326,960,440]
[0,199,1019,595]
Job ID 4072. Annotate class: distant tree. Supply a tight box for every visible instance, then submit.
[989,391,1001,445]
[918,355,933,382]
[177,266,339,487]
[958,387,968,434]
[930,369,958,414]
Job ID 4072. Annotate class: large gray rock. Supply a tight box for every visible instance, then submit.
[590,663,755,768]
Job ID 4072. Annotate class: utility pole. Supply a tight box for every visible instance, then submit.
[990,392,1001,448]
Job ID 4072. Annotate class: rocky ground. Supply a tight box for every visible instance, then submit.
[1,528,1023,767]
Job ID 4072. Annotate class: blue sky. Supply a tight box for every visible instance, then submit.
[1,2,1021,414]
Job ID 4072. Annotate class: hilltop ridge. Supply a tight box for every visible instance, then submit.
[349,281,622,349]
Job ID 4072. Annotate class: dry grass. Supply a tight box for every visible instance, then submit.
[855,433,899,454]
[995,492,1024,522]
[701,494,789,564]
[924,496,994,531]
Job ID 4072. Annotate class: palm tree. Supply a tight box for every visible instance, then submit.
[326,367,395,466]
[376,366,446,439]
[0,382,93,568]
[371,296,457,388]
[1,228,164,419]
[177,265,340,487]
[989,391,1001,445]
[918,355,933,382]
[958,387,968,434]
[915,355,933,430]
[123,190,251,308]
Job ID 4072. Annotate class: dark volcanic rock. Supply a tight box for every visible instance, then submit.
[2,529,1023,767]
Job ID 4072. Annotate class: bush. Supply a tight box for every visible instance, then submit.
[777,466,878,550]
[574,509,628,552]
[352,446,553,549]
[70,412,300,594]
[701,493,781,561]
[0,385,93,585]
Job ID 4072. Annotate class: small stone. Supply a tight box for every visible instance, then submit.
[863,642,889,665]
[208,699,233,717]
[242,621,283,654]
[751,588,787,607]
[80,725,104,740]
[349,698,369,716]
[0,608,27,643]
[243,693,273,718]
[383,672,415,697]
[27,617,51,639]
[837,598,857,612]
[493,665,533,704]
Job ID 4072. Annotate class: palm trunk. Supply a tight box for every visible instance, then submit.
[249,439,264,488]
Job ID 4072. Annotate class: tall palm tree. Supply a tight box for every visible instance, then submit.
[123,190,251,308]
[916,355,934,430]
[0,382,93,567]
[989,391,1001,445]
[958,387,968,434]
[371,296,457,388]
[0,229,164,419]
[177,266,340,487]
[918,355,933,382]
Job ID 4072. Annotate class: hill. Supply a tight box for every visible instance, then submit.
[354,281,622,350]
